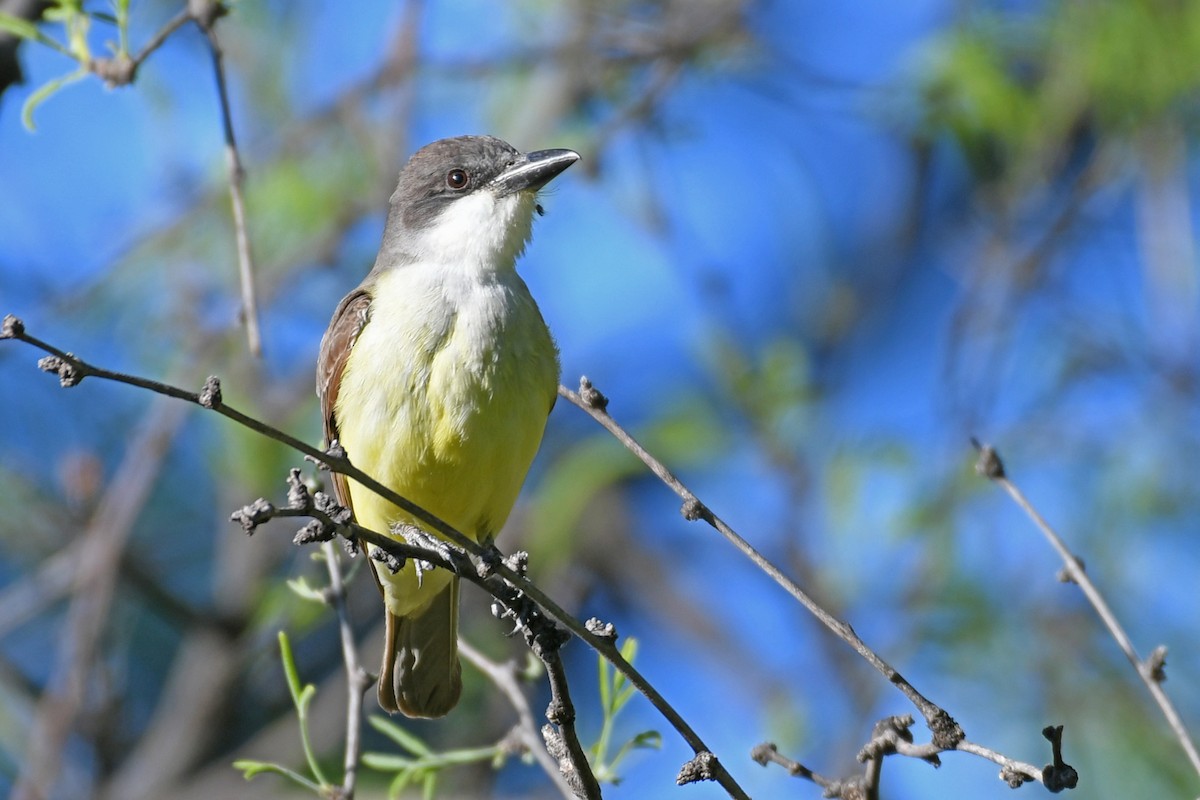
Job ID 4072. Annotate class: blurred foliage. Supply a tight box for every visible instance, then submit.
[361,713,539,800]
[589,637,661,784]
[916,0,1200,187]
[234,631,335,794]
[0,0,135,129]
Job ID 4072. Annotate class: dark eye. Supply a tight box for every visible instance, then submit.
[446,168,469,190]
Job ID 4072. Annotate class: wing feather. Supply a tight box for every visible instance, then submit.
[316,288,373,514]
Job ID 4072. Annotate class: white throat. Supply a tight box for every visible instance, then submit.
[408,190,538,278]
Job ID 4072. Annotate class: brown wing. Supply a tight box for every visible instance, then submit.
[316,288,373,513]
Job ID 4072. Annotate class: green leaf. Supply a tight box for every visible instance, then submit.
[232,759,277,779]
[591,636,648,783]
[31,2,90,60]
[296,683,316,715]
[231,759,322,792]
[630,730,663,749]
[368,715,434,757]
[286,576,328,604]
[614,679,637,712]
[0,12,38,38]
[277,631,303,706]
[361,753,417,770]
[609,729,663,777]
[613,638,638,703]
[0,10,71,59]
[387,770,414,800]
[111,0,130,58]
[275,630,329,787]
[21,68,86,132]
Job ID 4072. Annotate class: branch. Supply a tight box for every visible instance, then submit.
[129,8,190,72]
[239,470,607,797]
[319,542,371,800]
[973,439,1200,781]
[196,6,264,357]
[458,641,577,799]
[755,715,1068,798]
[537,629,602,799]
[558,376,962,748]
[82,5,192,86]
[241,474,603,798]
[2,315,750,800]
[21,0,262,354]
[557,375,1091,793]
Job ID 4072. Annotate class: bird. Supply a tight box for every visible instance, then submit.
[316,135,578,717]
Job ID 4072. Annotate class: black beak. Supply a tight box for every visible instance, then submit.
[491,148,580,196]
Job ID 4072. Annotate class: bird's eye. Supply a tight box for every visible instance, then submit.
[446,169,469,190]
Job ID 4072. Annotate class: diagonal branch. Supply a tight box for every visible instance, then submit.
[1,314,750,800]
[458,640,577,799]
[558,377,962,748]
[973,440,1200,781]
[755,716,1054,798]
[129,8,189,72]
[538,633,601,799]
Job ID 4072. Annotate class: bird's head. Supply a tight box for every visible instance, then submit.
[377,135,579,274]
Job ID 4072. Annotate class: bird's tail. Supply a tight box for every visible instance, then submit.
[378,578,463,718]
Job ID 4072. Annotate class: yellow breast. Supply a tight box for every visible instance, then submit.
[334,264,558,615]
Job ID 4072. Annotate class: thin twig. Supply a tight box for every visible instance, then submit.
[88,0,264,355]
[752,742,875,800]
[954,739,1042,786]
[1,316,750,800]
[258,493,719,799]
[130,8,190,70]
[973,440,1200,780]
[756,714,1049,797]
[558,377,962,748]
[200,19,263,356]
[320,542,371,800]
[539,640,603,799]
[459,641,577,799]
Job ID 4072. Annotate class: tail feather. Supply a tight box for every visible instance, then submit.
[378,578,462,718]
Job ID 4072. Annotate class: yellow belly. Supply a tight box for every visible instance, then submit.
[335,266,558,616]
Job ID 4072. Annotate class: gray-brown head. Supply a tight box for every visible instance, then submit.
[372,135,579,274]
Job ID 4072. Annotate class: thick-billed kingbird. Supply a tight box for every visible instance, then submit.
[317,135,578,717]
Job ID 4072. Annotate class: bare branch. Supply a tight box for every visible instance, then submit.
[752,743,872,800]
[973,439,1200,781]
[2,316,751,799]
[90,5,192,84]
[197,11,263,356]
[559,377,961,747]
[319,542,371,800]
[757,714,1060,797]
[459,641,577,799]
[251,475,603,796]
[130,8,190,71]
[537,632,601,799]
